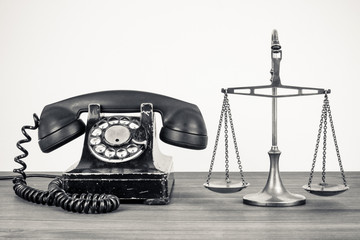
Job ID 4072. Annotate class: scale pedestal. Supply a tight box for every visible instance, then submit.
[243,85,307,206]
[243,147,306,206]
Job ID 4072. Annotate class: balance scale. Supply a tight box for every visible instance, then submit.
[204,30,349,207]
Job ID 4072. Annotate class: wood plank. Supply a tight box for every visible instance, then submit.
[0,172,359,239]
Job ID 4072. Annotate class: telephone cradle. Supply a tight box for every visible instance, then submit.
[63,103,174,205]
[13,91,208,212]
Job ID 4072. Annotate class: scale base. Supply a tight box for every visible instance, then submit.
[243,191,306,207]
[243,148,306,207]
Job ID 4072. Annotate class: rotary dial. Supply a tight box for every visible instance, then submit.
[88,116,147,163]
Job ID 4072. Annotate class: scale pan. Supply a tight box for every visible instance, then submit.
[303,183,349,196]
[204,181,249,193]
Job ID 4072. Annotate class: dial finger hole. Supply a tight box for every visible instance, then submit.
[132,139,147,145]
[108,117,119,125]
[98,120,109,129]
[129,121,140,129]
[127,144,139,154]
[90,137,101,145]
[91,128,102,137]
[94,144,106,153]
[117,148,128,158]
[119,117,130,125]
[104,148,116,158]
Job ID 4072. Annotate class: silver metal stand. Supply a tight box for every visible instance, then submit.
[242,88,305,206]
[225,30,329,207]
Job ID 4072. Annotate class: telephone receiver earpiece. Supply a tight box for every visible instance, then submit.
[38,90,208,153]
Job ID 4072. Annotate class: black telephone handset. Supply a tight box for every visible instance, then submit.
[38,90,207,152]
[13,90,207,213]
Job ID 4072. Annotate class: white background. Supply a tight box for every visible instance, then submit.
[1,0,359,174]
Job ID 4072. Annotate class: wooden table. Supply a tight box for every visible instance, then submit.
[0,172,359,239]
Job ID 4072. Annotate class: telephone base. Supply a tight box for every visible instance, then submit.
[62,170,174,205]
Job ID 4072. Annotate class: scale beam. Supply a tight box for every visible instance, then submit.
[223,85,330,98]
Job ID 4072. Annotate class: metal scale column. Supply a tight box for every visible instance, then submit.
[242,88,306,206]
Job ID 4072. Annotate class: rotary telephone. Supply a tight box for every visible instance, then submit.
[13,90,208,213]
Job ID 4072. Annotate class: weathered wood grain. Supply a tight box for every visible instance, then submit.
[0,172,359,239]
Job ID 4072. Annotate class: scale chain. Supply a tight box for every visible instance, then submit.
[224,104,230,182]
[206,91,247,185]
[322,97,328,184]
[205,93,227,185]
[225,93,247,185]
[327,96,348,187]
[307,95,326,187]
[307,93,347,188]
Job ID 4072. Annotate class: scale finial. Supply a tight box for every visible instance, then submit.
[271,29,281,50]
[270,29,282,85]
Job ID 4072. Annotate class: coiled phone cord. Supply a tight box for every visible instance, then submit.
[13,114,120,213]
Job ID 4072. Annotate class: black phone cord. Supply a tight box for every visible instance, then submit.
[13,114,120,213]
